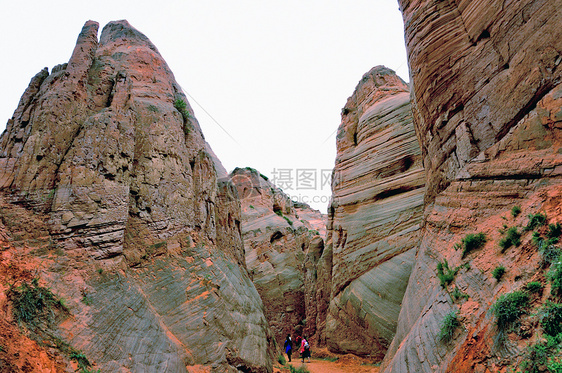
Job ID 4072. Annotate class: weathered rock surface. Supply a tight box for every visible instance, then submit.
[230,167,326,344]
[382,1,562,371]
[324,66,425,357]
[0,20,274,372]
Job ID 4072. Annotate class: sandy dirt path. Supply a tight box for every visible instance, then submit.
[280,358,380,373]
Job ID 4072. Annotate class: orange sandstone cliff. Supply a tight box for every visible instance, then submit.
[0,20,274,373]
[230,167,326,343]
[382,0,562,371]
[324,66,425,357]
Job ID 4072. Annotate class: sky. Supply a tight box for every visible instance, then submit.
[0,0,408,212]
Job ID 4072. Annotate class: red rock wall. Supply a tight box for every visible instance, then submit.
[382,1,562,371]
[0,20,274,373]
[230,167,327,344]
[324,66,425,357]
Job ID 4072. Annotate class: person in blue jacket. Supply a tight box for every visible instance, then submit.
[283,334,293,362]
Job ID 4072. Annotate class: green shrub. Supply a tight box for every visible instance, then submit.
[548,362,562,373]
[548,260,562,296]
[289,365,310,373]
[532,231,544,247]
[521,341,551,373]
[8,278,68,327]
[526,213,547,231]
[283,216,294,226]
[491,291,529,330]
[260,173,269,181]
[437,259,458,287]
[520,334,562,373]
[541,242,561,265]
[499,227,521,252]
[439,310,461,341]
[511,206,522,218]
[277,354,286,365]
[461,233,487,258]
[540,301,562,337]
[525,281,544,294]
[451,287,469,302]
[533,232,561,264]
[249,205,255,209]
[174,98,190,122]
[548,223,562,239]
[492,266,506,281]
[70,350,92,371]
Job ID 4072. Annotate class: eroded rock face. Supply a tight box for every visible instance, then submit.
[0,20,274,373]
[230,167,326,344]
[324,66,425,357]
[382,1,562,371]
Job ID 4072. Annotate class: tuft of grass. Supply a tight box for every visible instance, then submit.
[439,310,461,342]
[174,98,189,118]
[499,227,521,252]
[8,278,68,327]
[519,334,562,373]
[260,173,269,181]
[532,232,561,264]
[277,354,286,365]
[0,345,4,352]
[548,260,562,296]
[436,259,458,287]
[461,233,487,258]
[525,281,544,294]
[81,295,91,306]
[525,213,547,231]
[97,268,103,275]
[451,287,469,302]
[548,223,562,239]
[70,350,92,371]
[540,301,562,337]
[492,265,506,281]
[289,365,310,373]
[249,205,255,209]
[491,291,529,331]
[511,205,522,218]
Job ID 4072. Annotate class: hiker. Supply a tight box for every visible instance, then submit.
[283,334,293,362]
[299,336,311,363]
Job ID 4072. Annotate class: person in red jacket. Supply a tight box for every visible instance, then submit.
[299,336,311,363]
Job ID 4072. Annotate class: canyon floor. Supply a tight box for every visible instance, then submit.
[273,349,380,373]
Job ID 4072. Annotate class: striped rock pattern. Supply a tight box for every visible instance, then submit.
[324,66,425,357]
[230,167,326,343]
[382,1,562,371]
[0,20,274,372]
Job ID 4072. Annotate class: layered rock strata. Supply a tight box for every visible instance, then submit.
[0,20,274,372]
[230,167,326,343]
[382,1,562,371]
[324,66,425,357]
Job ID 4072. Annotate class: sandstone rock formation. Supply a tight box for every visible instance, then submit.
[0,20,274,372]
[382,1,562,371]
[230,167,326,344]
[324,66,425,357]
